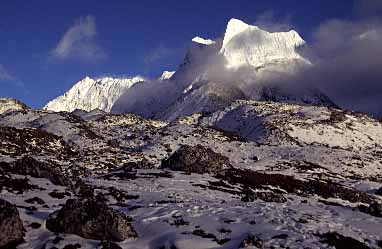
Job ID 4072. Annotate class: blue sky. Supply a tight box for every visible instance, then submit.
[0,0,360,108]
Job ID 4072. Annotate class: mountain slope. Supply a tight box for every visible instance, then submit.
[1,98,381,248]
[44,76,144,112]
[157,81,247,121]
[200,100,382,150]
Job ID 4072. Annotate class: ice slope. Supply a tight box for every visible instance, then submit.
[220,18,309,70]
[44,76,144,112]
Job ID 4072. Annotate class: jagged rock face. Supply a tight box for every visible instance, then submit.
[0,198,25,248]
[0,97,29,114]
[46,198,137,241]
[161,144,232,174]
[157,81,247,121]
[44,76,144,112]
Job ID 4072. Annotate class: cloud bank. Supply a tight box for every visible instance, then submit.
[290,18,382,117]
[51,15,106,61]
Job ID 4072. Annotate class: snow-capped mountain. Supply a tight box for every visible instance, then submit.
[44,76,144,112]
[0,98,29,114]
[112,18,335,121]
[45,18,335,120]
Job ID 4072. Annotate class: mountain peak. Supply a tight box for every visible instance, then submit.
[44,76,144,112]
[221,18,307,69]
[192,36,216,45]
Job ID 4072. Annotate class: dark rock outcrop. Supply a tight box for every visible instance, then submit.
[375,187,382,196]
[97,241,122,249]
[0,175,41,194]
[0,156,71,186]
[365,202,382,217]
[318,232,370,249]
[219,168,377,204]
[46,198,137,241]
[161,145,232,175]
[0,198,25,248]
[122,159,155,170]
[241,191,287,203]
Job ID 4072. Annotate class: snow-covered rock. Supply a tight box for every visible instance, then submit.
[201,100,382,151]
[192,36,216,45]
[44,76,144,112]
[0,98,29,114]
[157,70,175,81]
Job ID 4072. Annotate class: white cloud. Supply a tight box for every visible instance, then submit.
[0,64,27,92]
[51,15,106,61]
[0,64,14,81]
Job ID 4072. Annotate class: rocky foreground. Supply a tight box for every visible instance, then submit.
[0,99,382,249]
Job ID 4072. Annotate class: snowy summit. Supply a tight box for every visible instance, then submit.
[220,18,308,69]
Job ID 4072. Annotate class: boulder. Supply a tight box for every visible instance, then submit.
[46,198,137,241]
[161,145,232,175]
[0,198,25,248]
